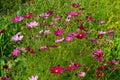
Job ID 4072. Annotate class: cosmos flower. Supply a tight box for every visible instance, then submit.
[98,31,106,35]
[26,46,36,54]
[44,30,51,35]
[64,62,81,71]
[23,12,34,19]
[27,21,38,29]
[12,15,23,22]
[98,34,103,39]
[54,16,62,21]
[98,20,105,24]
[55,38,65,43]
[1,77,10,80]
[92,49,104,62]
[12,32,24,41]
[54,29,63,36]
[76,32,86,39]
[12,48,20,56]
[50,66,63,74]
[72,3,80,8]
[65,37,73,41]
[97,72,104,77]
[29,75,38,80]
[39,45,48,51]
[78,72,86,77]
[86,16,93,22]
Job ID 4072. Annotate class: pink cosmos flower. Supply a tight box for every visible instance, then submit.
[12,48,20,56]
[72,3,80,8]
[67,32,77,37]
[47,10,54,15]
[39,45,48,51]
[29,75,38,80]
[106,39,112,43]
[27,21,38,29]
[86,16,93,22]
[1,77,10,80]
[68,11,82,17]
[54,16,62,21]
[64,62,81,71]
[98,20,105,24]
[12,32,23,41]
[39,30,44,34]
[89,38,99,44]
[106,59,120,65]
[55,38,64,43]
[99,31,106,35]
[78,72,86,77]
[65,37,73,41]
[12,15,23,22]
[23,13,34,19]
[44,30,51,35]
[50,66,63,74]
[65,18,71,22]
[92,49,104,62]
[54,29,63,36]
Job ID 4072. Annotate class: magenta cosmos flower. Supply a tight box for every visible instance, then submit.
[23,12,34,19]
[12,32,23,41]
[78,72,86,77]
[50,66,63,74]
[92,49,104,62]
[54,29,63,36]
[27,21,38,29]
[86,15,93,22]
[12,15,23,22]
[29,75,38,80]
[12,48,20,56]
[76,32,86,39]
[1,77,10,80]
[72,3,80,8]
[64,62,81,71]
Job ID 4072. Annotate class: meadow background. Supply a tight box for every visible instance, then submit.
[0,0,120,80]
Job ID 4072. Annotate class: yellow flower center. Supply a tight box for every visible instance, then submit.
[55,70,58,73]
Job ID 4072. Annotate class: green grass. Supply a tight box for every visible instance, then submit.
[0,0,120,80]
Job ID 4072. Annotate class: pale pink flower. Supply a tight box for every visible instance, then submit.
[98,20,105,24]
[55,38,64,43]
[106,39,112,43]
[65,18,71,22]
[39,30,44,34]
[65,37,73,41]
[78,72,86,77]
[12,32,23,41]
[27,21,38,29]
[99,31,106,35]
[29,76,38,80]
[44,30,51,34]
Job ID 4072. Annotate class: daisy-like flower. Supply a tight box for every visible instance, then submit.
[98,34,103,39]
[12,15,23,22]
[27,21,38,29]
[76,32,86,39]
[50,66,63,74]
[39,45,48,51]
[23,12,34,19]
[78,72,86,77]
[55,38,64,43]
[97,72,104,77]
[29,75,38,80]
[1,77,10,80]
[44,30,51,35]
[86,16,93,22]
[72,3,80,8]
[54,29,63,36]
[12,48,20,56]
[98,20,105,24]
[64,62,81,71]
[92,49,104,62]
[65,37,73,41]
[98,31,106,35]
[12,32,24,41]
